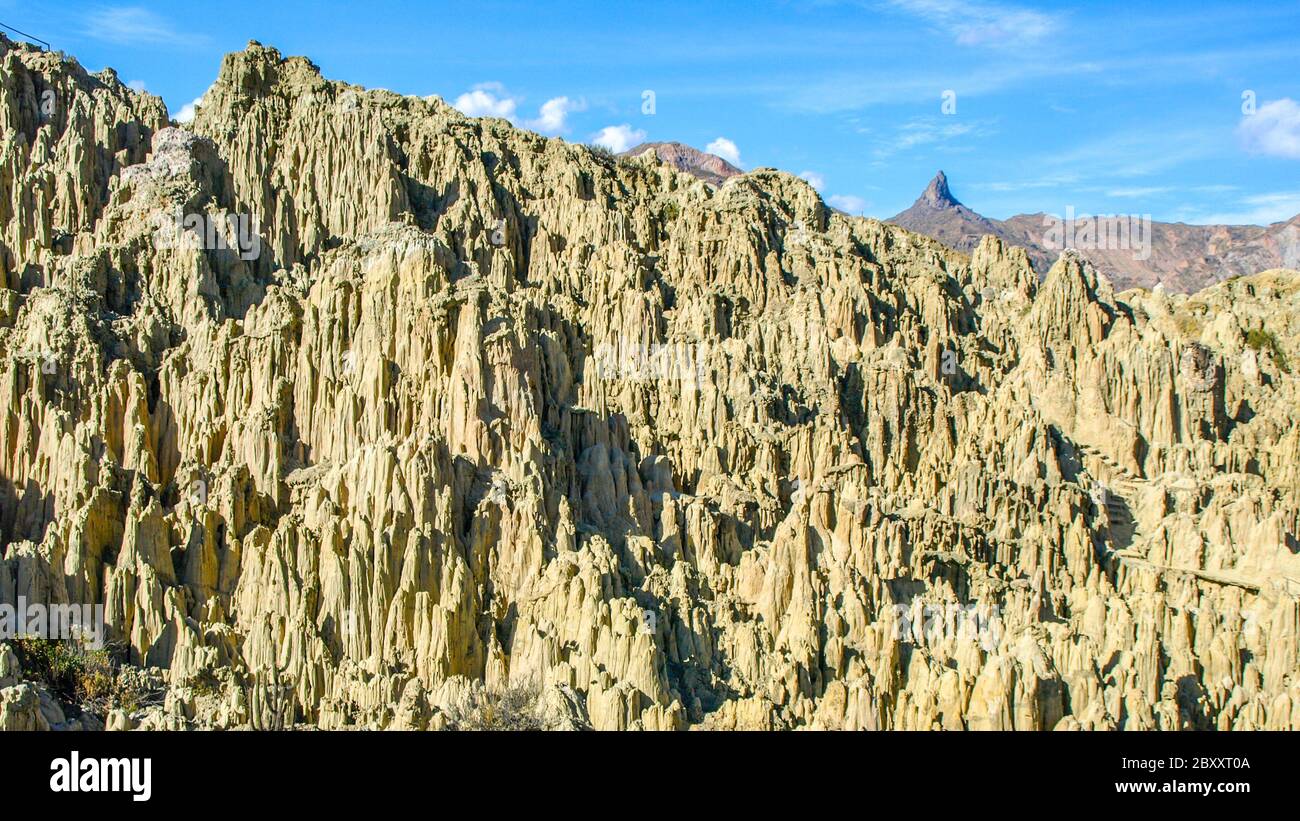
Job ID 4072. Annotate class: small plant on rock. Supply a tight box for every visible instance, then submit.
[445,681,547,731]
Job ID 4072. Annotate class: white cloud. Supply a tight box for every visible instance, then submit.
[527,96,586,134]
[707,137,742,166]
[453,83,520,121]
[591,124,647,153]
[173,95,204,124]
[1238,98,1300,159]
[828,194,868,213]
[453,86,588,134]
[83,7,201,46]
[127,80,147,93]
[799,171,826,191]
[888,0,1059,46]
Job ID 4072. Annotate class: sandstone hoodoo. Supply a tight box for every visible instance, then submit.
[1,34,1299,732]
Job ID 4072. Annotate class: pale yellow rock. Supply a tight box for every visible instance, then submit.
[1,35,1298,731]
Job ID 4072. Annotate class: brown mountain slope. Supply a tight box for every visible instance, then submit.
[998,212,1300,293]
[890,172,1300,292]
[620,141,741,186]
[886,171,1056,272]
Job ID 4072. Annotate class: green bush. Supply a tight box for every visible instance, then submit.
[9,638,114,707]
[7,638,154,715]
[1245,328,1290,373]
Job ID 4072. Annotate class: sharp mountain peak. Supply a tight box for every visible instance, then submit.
[919,170,961,209]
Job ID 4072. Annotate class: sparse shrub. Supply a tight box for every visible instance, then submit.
[7,638,155,716]
[445,681,546,731]
[188,667,223,698]
[1173,314,1202,338]
[589,144,615,161]
[111,666,166,714]
[9,638,112,709]
[661,201,681,222]
[1245,328,1290,373]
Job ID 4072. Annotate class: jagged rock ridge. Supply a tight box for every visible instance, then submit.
[1,36,1299,731]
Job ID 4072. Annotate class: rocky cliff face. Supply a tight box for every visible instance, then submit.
[2,37,1299,731]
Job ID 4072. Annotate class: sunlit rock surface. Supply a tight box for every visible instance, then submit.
[2,36,1298,731]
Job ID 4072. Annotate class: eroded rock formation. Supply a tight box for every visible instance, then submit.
[2,36,1298,731]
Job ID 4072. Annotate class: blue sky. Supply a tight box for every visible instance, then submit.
[7,0,1300,223]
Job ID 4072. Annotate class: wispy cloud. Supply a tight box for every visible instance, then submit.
[885,0,1060,46]
[1238,98,1300,159]
[1185,192,1300,225]
[777,59,1075,114]
[1016,126,1221,183]
[82,6,202,47]
[1105,186,1172,198]
[972,175,1080,193]
[869,116,995,159]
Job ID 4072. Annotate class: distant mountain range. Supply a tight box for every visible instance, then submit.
[616,144,1299,294]
[889,171,1300,293]
[620,142,742,187]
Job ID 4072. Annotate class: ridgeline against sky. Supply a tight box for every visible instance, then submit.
[10,0,1300,224]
